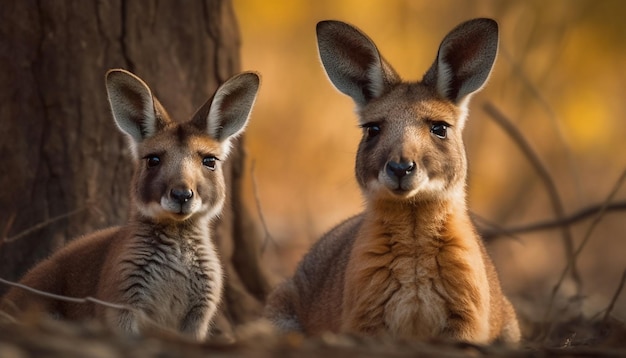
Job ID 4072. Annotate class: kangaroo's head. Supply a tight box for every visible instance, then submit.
[316,19,498,204]
[106,70,259,223]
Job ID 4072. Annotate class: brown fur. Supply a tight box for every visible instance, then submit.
[265,19,520,344]
[1,69,260,340]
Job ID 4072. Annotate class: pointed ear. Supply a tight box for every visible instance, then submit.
[422,18,499,106]
[106,69,168,150]
[192,72,259,156]
[316,20,400,109]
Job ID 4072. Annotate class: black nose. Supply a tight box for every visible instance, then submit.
[170,188,193,204]
[386,160,415,179]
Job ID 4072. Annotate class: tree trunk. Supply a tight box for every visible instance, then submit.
[0,0,269,339]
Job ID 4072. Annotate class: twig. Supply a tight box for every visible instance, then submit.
[0,309,16,323]
[543,168,626,337]
[1,212,16,246]
[480,201,626,240]
[250,160,278,254]
[483,102,582,293]
[0,277,128,311]
[471,212,523,242]
[2,207,88,244]
[500,46,581,198]
[603,268,626,323]
[0,276,169,334]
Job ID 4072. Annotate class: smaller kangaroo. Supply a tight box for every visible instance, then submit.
[265,19,520,344]
[1,69,260,341]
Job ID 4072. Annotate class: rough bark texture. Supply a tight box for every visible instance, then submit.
[0,0,270,338]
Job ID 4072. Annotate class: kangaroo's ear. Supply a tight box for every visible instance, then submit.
[192,72,259,157]
[106,69,168,148]
[316,20,400,109]
[422,18,499,107]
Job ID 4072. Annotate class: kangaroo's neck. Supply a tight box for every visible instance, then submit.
[362,195,474,244]
[129,213,212,245]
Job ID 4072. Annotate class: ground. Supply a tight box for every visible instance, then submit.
[1,314,625,358]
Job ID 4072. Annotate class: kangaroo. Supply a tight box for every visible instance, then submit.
[265,19,520,344]
[1,69,260,341]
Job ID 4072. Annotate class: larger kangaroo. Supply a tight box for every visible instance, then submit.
[1,69,260,341]
[265,19,520,344]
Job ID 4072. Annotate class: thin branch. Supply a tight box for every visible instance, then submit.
[0,309,16,323]
[499,46,580,193]
[479,201,626,240]
[2,207,88,244]
[483,102,582,293]
[603,269,626,323]
[250,160,278,254]
[1,212,16,244]
[544,168,626,336]
[471,212,523,242]
[0,276,170,334]
[0,277,128,311]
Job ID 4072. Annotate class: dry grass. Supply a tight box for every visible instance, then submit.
[0,314,625,358]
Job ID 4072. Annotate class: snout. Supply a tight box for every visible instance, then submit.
[379,159,423,195]
[160,185,201,218]
[385,160,415,181]
[170,187,194,204]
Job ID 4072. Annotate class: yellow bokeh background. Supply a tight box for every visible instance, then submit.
[233,0,626,321]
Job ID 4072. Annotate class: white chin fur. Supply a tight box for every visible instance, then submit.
[368,174,448,202]
[138,196,224,222]
[137,199,201,221]
[160,197,202,216]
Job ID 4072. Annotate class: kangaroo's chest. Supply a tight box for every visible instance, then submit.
[389,237,454,336]
[347,234,453,338]
[383,242,449,338]
[117,235,222,324]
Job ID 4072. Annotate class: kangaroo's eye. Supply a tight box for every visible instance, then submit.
[202,156,217,170]
[430,122,448,139]
[361,122,381,139]
[146,155,160,168]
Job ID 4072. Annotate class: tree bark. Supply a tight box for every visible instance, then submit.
[0,0,269,339]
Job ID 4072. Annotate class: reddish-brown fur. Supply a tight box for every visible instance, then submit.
[265,19,520,344]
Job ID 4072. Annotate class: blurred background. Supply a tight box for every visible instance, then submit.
[233,0,626,325]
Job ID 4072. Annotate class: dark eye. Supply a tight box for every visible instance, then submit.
[202,156,217,170]
[146,155,160,168]
[362,123,381,139]
[430,122,448,139]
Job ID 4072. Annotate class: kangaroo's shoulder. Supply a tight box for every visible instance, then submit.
[63,226,125,253]
[306,214,362,259]
[321,214,363,244]
[294,214,362,285]
[22,226,122,275]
